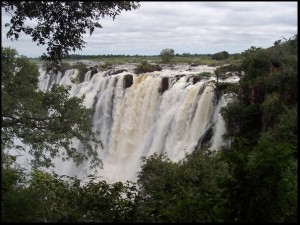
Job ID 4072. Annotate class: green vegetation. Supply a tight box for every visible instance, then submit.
[195,71,213,79]
[56,53,240,68]
[1,3,297,220]
[134,60,162,74]
[211,51,229,60]
[160,48,175,63]
[2,36,297,223]
[2,1,140,68]
[219,35,298,222]
[2,47,103,169]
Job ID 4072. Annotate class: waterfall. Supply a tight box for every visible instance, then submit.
[36,64,236,183]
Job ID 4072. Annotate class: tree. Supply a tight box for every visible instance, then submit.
[219,36,298,222]
[160,48,175,63]
[2,1,140,68]
[2,165,139,222]
[134,60,162,74]
[135,148,228,222]
[2,47,103,169]
[211,51,229,60]
[1,1,140,163]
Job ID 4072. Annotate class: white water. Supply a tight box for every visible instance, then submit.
[34,63,235,183]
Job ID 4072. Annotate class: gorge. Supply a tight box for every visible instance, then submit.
[36,63,238,183]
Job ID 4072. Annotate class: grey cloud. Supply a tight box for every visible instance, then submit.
[1,1,297,57]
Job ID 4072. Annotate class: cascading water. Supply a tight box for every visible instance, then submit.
[37,63,236,183]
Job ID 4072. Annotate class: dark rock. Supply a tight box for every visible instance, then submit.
[190,63,199,67]
[123,74,133,89]
[78,68,89,83]
[159,77,169,94]
[192,76,200,84]
[108,69,127,76]
[175,74,185,81]
[90,68,98,78]
[195,126,213,150]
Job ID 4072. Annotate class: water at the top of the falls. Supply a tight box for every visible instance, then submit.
[31,63,239,183]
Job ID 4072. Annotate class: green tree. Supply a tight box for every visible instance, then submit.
[160,48,175,63]
[135,148,228,222]
[2,165,139,223]
[134,60,162,74]
[219,36,298,222]
[1,154,34,222]
[2,47,103,169]
[211,51,229,60]
[2,1,140,68]
[220,108,297,222]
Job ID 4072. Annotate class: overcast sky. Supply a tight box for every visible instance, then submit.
[1,1,298,57]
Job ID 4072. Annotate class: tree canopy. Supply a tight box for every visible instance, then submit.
[160,48,175,63]
[1,0,140,168]
[2,47,103,169]
[211,51,229,60]
[2,1,140,68]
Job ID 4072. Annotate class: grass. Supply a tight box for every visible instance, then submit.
[32,54,242,72]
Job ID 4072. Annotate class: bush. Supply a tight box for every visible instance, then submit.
[211,51,229,60]
[196,72,213,79]
[101,61,113,70]
[134,60,162,74]
[60,62,72,74]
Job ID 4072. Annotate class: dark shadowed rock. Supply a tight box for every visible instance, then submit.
[90,68,98,78]
[190,63,199,67]
[108,69,127,76]
[79,68,89,83]
[175,74,185,82]
[123,74,133,89]
[159,77,169,94]
[192,76,200,84]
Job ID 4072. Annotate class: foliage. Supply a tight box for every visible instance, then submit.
[2,167,139,223]
[1,153,32,222]
[1,34,297,223]
[195,71,213,79]
[135,148,228,222]
[221,35,297,138]
[215,63,241,78]
[219,35,298,222]
[2,47,103,169]
[134,60,162,74]
[220,107,297,222]
[211,51,229,60]
[101,61,114,70]
[160,48,175,63]
[2,1,140,68]
[35,53,240,67]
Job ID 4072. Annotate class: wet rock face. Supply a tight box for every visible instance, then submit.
[79,68,89,83]
[192,76,200,84]
[106,69,128,76]
[90,68,98,77]
[123,74,133,89]
[175,74,185,82]
[159,77,169,94]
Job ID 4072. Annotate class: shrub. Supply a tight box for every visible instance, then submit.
[195,72,213,79]
[211,51,229,60]
[101,61,113,70]
[134,60,162,74]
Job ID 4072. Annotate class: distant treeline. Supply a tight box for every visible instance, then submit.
[29,53,227,60]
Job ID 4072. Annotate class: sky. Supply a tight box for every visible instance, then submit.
[1,1,298,57]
